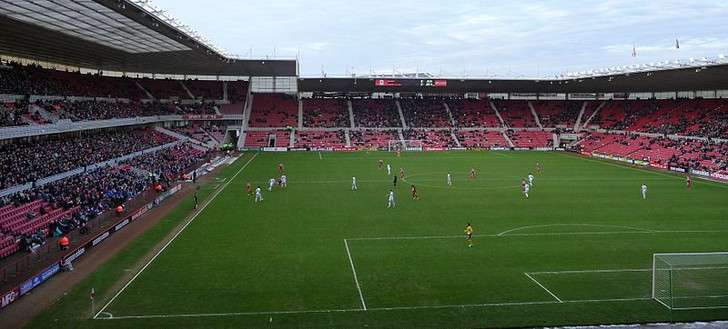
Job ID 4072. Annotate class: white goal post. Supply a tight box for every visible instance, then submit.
[387,140,424,152]
[652,252,728,310]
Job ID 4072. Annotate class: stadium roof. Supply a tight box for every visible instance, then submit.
[0,0,296,76]
[299,64,728,94]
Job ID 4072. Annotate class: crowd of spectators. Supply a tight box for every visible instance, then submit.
[0,101,29,127]
[0,129,175,190]
[119,144,207,183]
[352,99,402,128]
[400,99,451,128]
[302,98,350,127]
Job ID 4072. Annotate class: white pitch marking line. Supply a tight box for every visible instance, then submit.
[94,152,260,319]
[346,229,728,241]
[344,238,367,311]
[497,223,658,236]
[97,297,654,320]
[524,273,563,303]
[528,268,651,275]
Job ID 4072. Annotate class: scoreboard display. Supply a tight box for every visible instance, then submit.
[374,79,448,87]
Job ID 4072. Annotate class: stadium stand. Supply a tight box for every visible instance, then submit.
[295,130,347,148]
[248,93,298,127]
[349,129,399,149]
[448,99,503,128]
[352,99,402,128]
[400,99,451,127]
[492,99,538,128]
[302,98,350,127]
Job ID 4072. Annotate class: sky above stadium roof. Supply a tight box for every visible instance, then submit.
[150,0,728,78]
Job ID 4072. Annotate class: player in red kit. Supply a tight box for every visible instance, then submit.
[246,181,252,195]
[379,159,383,169]
[470,167,477,179]
[411,185,419,200]
[278,163,284,173]
[400,168,406,179]
[686,175,692,189]
[397,148,401,157]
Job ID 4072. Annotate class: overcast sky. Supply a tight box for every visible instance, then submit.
[149,0,728,78]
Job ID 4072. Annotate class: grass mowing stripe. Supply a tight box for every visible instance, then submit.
[346,229,728,241]
[524,273,563,303]
[94,152,259,318]
[344,238,367,310]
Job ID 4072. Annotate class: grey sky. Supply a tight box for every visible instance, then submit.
[149,0,728,78]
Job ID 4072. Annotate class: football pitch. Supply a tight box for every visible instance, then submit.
[31,151,728,328]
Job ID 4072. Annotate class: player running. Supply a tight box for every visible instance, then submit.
[279,162,284,173]
[352,176,358,190]
[397,148,401,157]
[255,186,263,202]
[641,184,648,199]
[387,163,392,175]
[465,223,473,247]
[528,173,534,187]
[536,162,541,173]
[387,190,396,208]
[447,172,452,186]
[686,175,691,189]
[393,174,398,187]
[246,181,252,195]
[268,178,276,191]
[411,185,419,200]
[400,168,406,179]
[281,174,287,188]
[523,181,530,199]
[470,167,476,179]
[379,159,383,169]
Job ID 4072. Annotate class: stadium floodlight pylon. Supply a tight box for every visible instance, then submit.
[388,140,423,152]
[652,252,728,310]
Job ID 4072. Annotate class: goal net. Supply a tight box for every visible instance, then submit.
[652,252,728,310]
[387,140,423,152]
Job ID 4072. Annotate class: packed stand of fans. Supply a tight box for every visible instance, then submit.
[352,99,402,128]
[400,99,451,128]
[35,100,173,121]
[0,129,175,190]
[0,101,31,127]
[0,62,144,99]
[119,144,206,183]
[302,98,350,127]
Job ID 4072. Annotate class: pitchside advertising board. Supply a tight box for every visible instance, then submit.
[590,152,728,182]
[0,184,182,310]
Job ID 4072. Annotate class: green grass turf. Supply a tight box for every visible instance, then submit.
[28,151,728,328]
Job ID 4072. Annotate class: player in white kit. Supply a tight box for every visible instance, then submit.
[387,190,395,208]
[280,175,287,188]
[523,182,530,199]
[268,178,275,191]
[352,176,357,190]
[387,163,391,175]
[255,186,263,202]
[446,172,452,186]
[641,184,647,199]
[528,173,534,187]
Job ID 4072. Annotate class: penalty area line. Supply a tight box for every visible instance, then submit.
[97,297,653,320]
[93,152,260,319]
[524,273,563,303]
[344,238,367,310]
